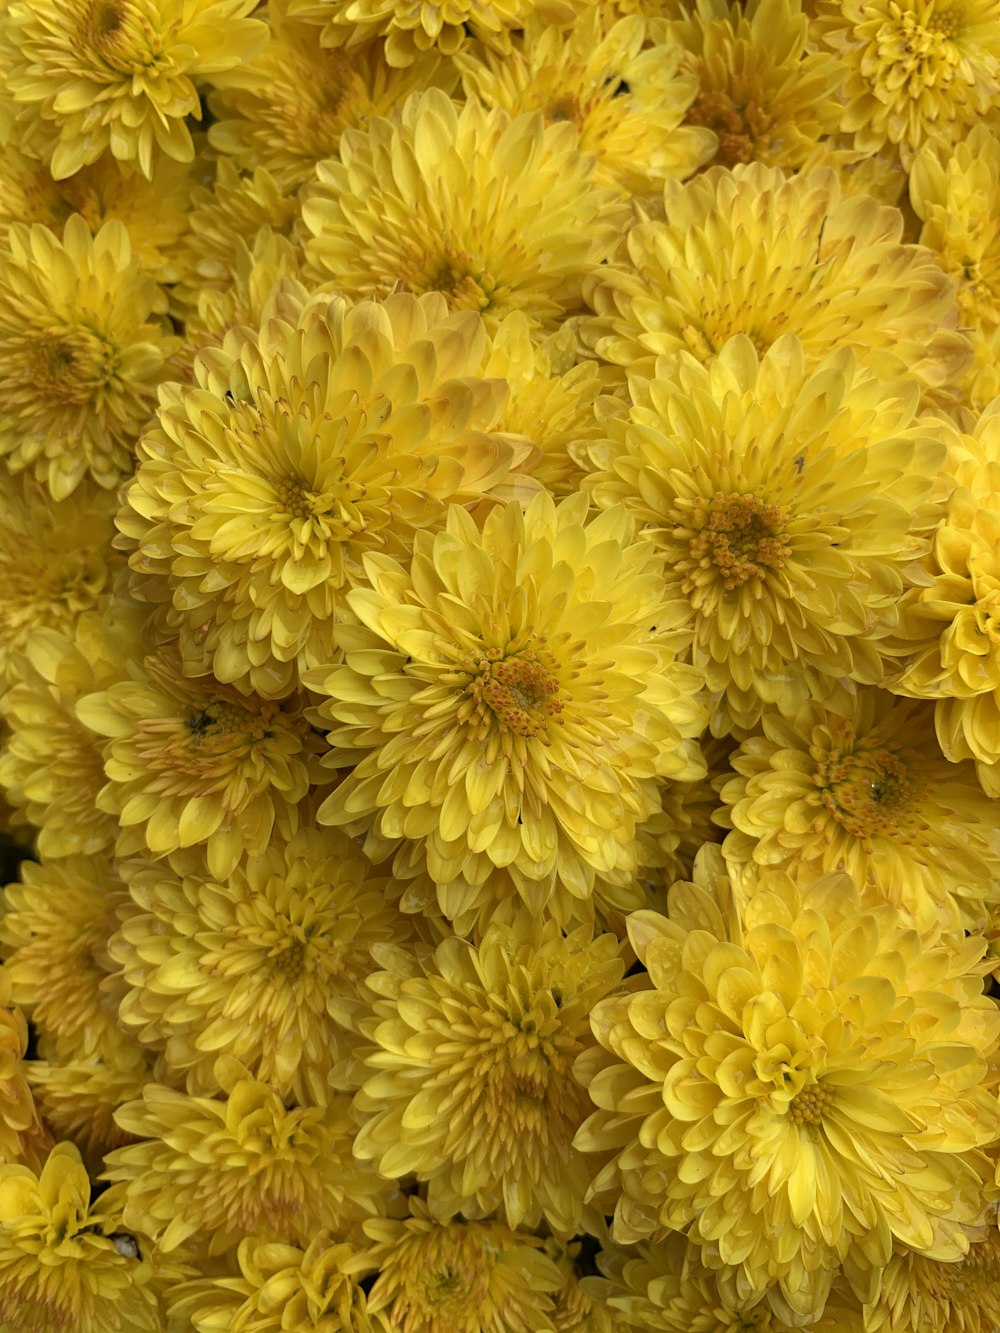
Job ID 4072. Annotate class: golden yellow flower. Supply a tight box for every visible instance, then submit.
[455,8,713,197]
[864,1229,1000,1333]
[574,860,1000,1322]
[0,1006,50,1171]
[0,215,179,499]
[190,229,303,355]
[635,733,733,889]
[582,163,971,405]
[814,0,1000,167]
[105,1062,387,1254]
[288,0,571,66]
[118,286,522,699]
[301,89,630,334]
[0,0,268,178]
[110,829,414,1104]
[209,7,457,190]
[76,648,327,880]
[361,1198,564,1333]
[719,691,1000,932]
[308,492,706,915]
[169,1232,380,1332]
[581,335,949,733]
[669,0,848,171]
[351,918,625,1235]
[0,608,140,857]
[0,1142,162,1332]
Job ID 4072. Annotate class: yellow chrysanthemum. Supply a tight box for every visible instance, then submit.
[813,0,1000,167]
[0,1007,49,1171]
[669,0,848,171]
[718,691,1000,932]
[0,855,126,1052]
[0,478,121,685]
[104,1062,386,1255]
[574,860,1000,1322]
[288,0,571,66]
[547,1241,621,1333]
[169,1232,379,1332]
[189,229,304,355]
[631,733,733,890]
[118,286,523,699]
[455,8,713,197]
[361,1198,564,1333]
[0,1142,161,1332]
[209,8,457,190]
[0,609,141,857]
[301,90,630,334]
[0,0,268,178]
[581,335,950,733]
[582,163,971,405]
[308,492,706,914]
[350,919,625,1235]
[76,649,327,880]
[0,215,179,499]
[110,829,414,1104]
[864,1229,1000,1333]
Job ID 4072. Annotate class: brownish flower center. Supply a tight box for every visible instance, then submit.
[464,649,563,739]
[396,239,498,312]
[686,492,790,590]
[31,327,117,404]
[789,1081,831,1126]
[273,476,335,522]
[685,89,773,168]
[816,745,920,841]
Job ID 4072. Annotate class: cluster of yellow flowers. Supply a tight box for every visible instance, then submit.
[1,0,1000,1328]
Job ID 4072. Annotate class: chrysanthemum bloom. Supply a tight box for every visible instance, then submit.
[455,9,713,197]
[588,1233,865,1331]
[863,1229,1000,1333]
[288,0,571,66]
[105,1062,387,1255]
[668,0,848,171]
[209,9,457,190]
[361,1198,564,1332]
[0,216,179,499]
[77,649,327,880]
[0,1007,50,1170]
[169,1232,379,1332]
[0,477,121,684]
[813,0,1000,167]
[574,866,1000,1322]
[545,1241,621,1333]
[634,733,733,889]
[718,691,1000,932]
[190,230,304,355]
[301,90,630,334]
[581,335,950,733]
[0,0,268,178]
[350,918,625,1234]
[0,855,127,1052]
[110,829,414,1104]
[582,163,971,405]
[0,609,141,857]
[0,1142,161,1331]
[308,492,706,913]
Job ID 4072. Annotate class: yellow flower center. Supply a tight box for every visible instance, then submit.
[273,475,337,522]
[685,89,774,168]
[463,648,564,740]
[186,699,277,743]
[31,326,118,404]
[405,1229,491,1320]
[816,745,921,842]
[876,2,963,94]
[396,238,498,312]
[683,492,791,592]
[789,1081,831,1126]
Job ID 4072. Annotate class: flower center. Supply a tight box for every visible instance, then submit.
[396,239,499,312]
[789,1081,831,1126]
[31,327,117,404]
[816,745,919,841]
[875,3,963,94]
[462,648,563,740]
[273,475,335,522]
[685,89,774,168]
[683,492,791,591]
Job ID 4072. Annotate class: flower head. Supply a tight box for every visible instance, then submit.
[309,492,706,915]
[864,1230,1000,1333]
[0,216,179,499]
[302,89,629,334]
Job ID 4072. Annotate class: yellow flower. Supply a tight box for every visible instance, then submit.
[547,1241,622,1333]
[864,1230,1000,1333]
[308,492,706,915]
[0,1142,162,1331]
[105,1062,387,1254]
[0,215,179,500]
[169,1232,379,1332]
[814,0,1000,167]
[0,0,268,178]
[209,8,458,191]
[288,0,571,67]
[455,8,713,197]
[361,1197,564,1333]
[574,861,1000,1322]
[582,163,971,407]
[0,1007,50,1171]
[189,229,303,355]
[718,690,1000,932]
[110,829,414,1104]
[634,733,733,888]
[581,335,950,733]
[670,0,848,171]
[351,918,625,1235]
[301,89,630,334]
[76,648,327,880]
[119,286,522,699]
[0,608,141,857]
